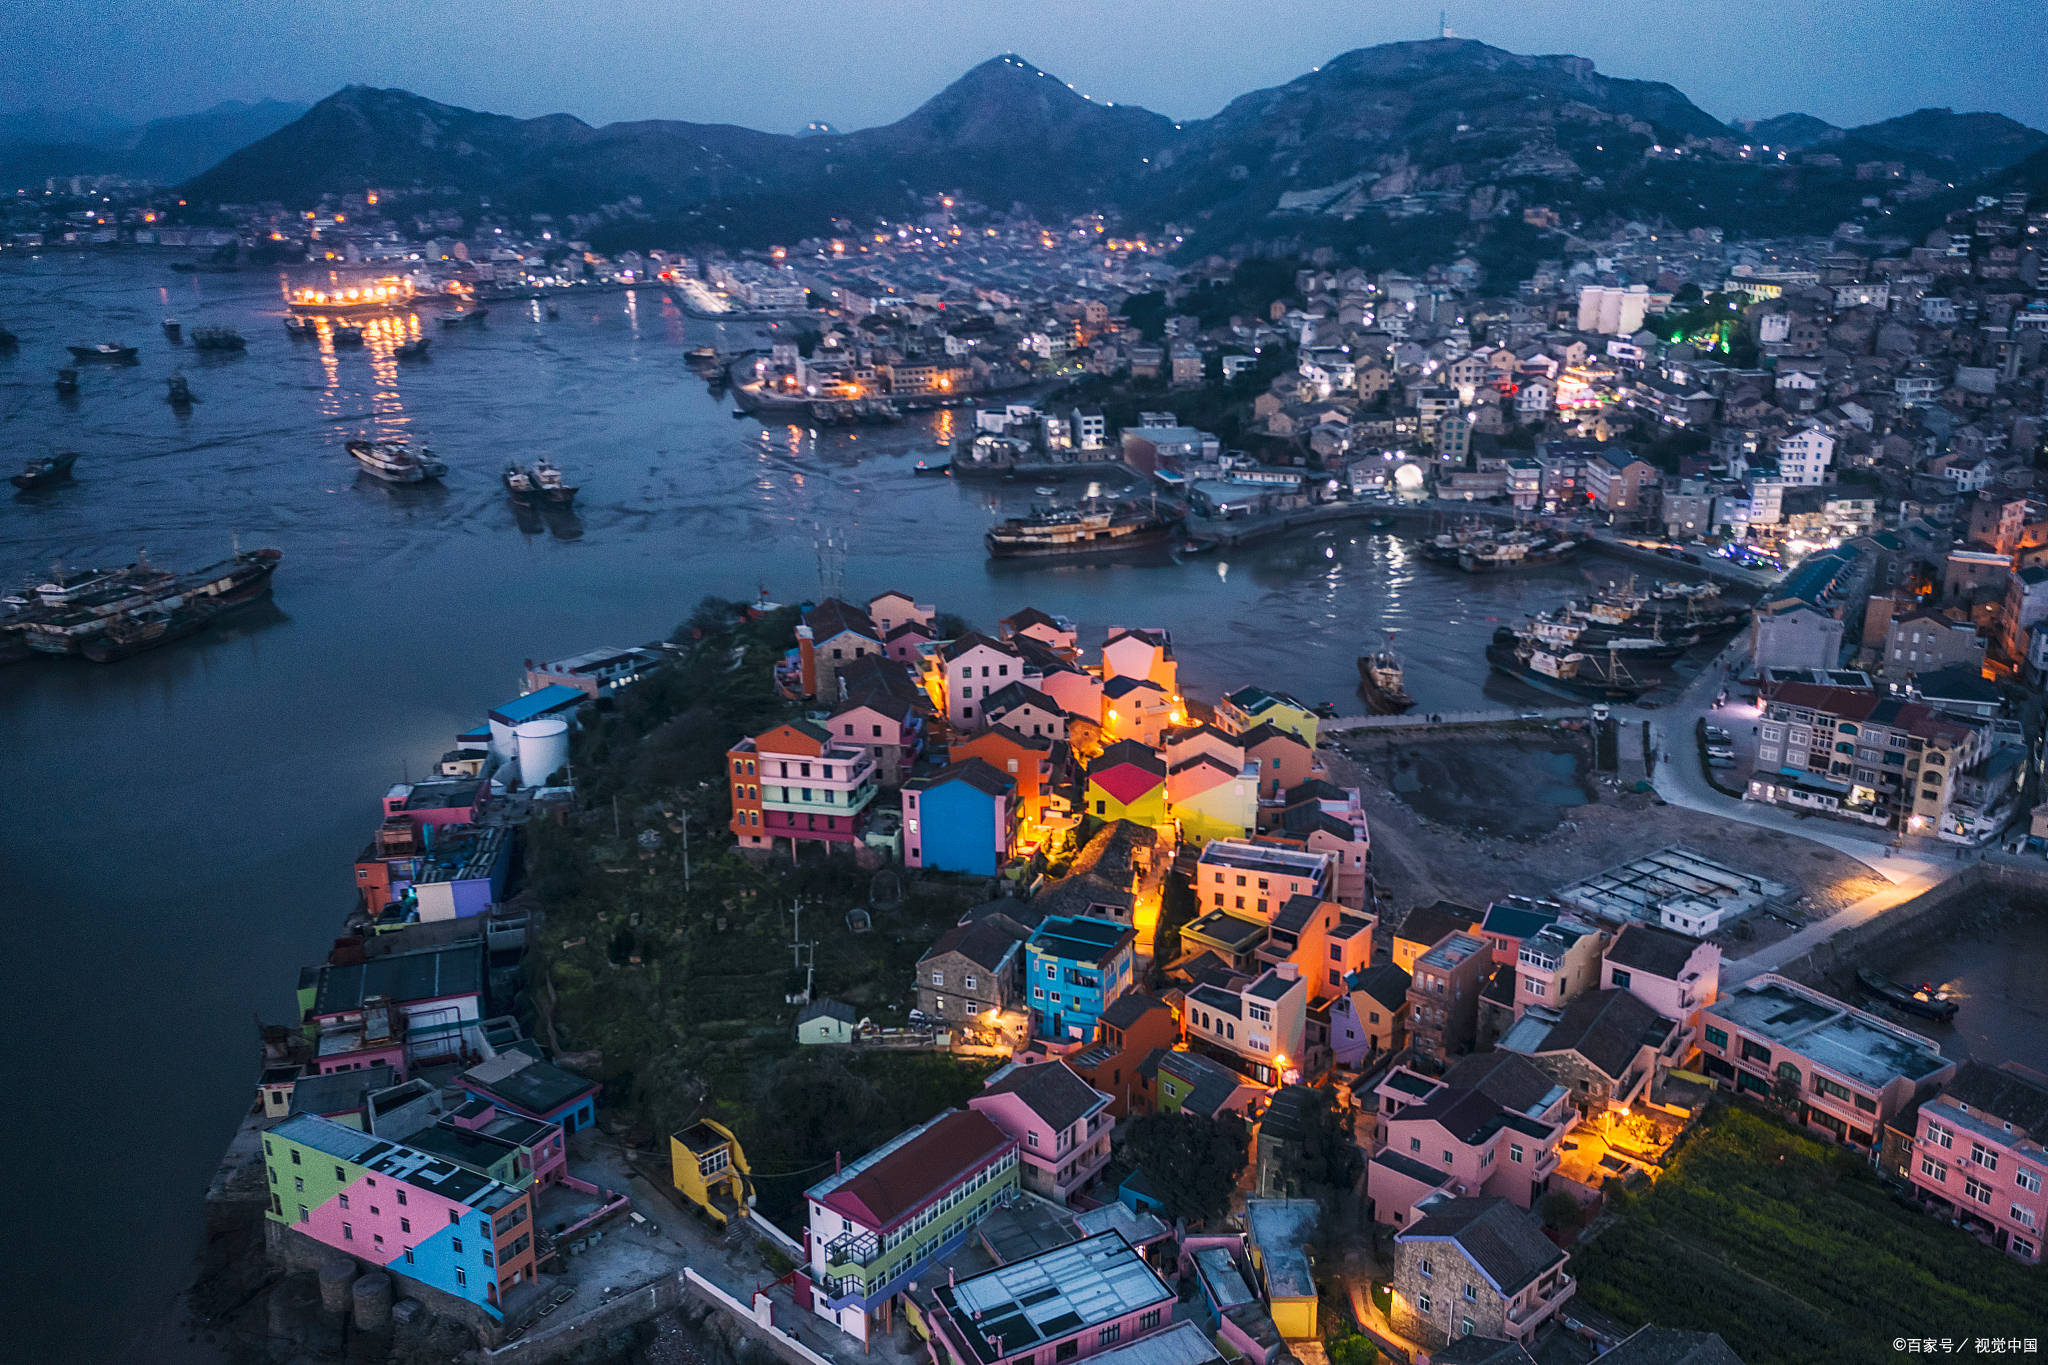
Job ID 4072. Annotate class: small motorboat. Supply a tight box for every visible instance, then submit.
[504,463,539,503]
[166,376,194,407]
[162,318,182,342]
[1034,486,1056,496]
[347,436,446,484]
[332,325,364,347]
[395,336,430,360]
[12,451,79,490]
[68,342,137,362]
[913,460,952,477]
[283,317,314,339]
[54,368,78,394]
[439,307,489,328]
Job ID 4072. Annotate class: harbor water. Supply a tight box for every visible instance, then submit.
[3,253,1655,1360]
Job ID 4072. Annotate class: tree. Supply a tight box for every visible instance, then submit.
[1276,1087,1362,1195]
[1328,1335,1380,1365]
[1114,1113,1249,1227]
[1539,1190,1584,1235]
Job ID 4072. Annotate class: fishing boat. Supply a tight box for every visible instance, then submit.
[439,307,489,328]
[347,436,446,484]
[81,598,220,663]
[283,316,314,339]
[1486,627,1647,702]
[332,325,365,347]
[19,546,282,655]
[67,342,137,362]
[395,336,430,360]
[913,460,952,477]
[1855,969,1959,1021]
[11,451,79,490]
[685,345,718,365]
[162,318,182,341]
[1457,529,1581,573]
[1524,611,1695,661]
[503,464,539,503]
[166,376,194,407]
[54,368,78,394]
[985,499,1181,559]
[531,457,578,505]
[1357,648,1416,714]
[191,326,247,351]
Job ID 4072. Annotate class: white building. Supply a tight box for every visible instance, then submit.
[1576,284,1650,336]
[1777,427,1835,486]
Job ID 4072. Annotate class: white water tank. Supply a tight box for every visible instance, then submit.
[514,717,570,789]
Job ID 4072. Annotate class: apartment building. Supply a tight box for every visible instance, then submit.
[1749,682,1985,830]
[1902,1061,2048,1264]
[1196,840,1332,923]
[1408,932,1492,1064]
[1185,963,1310,1086]
[727,720,880,854]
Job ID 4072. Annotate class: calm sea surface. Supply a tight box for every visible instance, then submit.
[1,253,1605,1360]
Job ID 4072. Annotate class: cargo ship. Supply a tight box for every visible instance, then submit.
[81,598,221,663]
[348,437,447,484]
[17,546,282,656]
[1486,627,1648,702]
[985,500,1180,559]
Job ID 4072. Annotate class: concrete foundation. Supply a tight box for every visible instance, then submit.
[353,1270,395,1332]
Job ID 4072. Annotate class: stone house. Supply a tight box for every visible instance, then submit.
[1389,1196,1574,1350]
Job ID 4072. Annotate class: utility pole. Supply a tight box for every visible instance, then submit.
[682,817,691,894]
[789,898,805,973]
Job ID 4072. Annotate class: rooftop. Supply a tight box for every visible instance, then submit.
[1029,915,1136,966]
[1709,975,1950,1089]
[487,684,586,727]
[978,1060,1110,1132]
[1244,1198,1319,1299]
[268,1113,519,1212]
[1418,931,1487,972]
[932,1232,1171,1365]
[1198,840,1330,878]
[460,1049,598,1116]
[305,943,484,1018]
[807,1109,1014,1232]
[1398,1196,1564,1297]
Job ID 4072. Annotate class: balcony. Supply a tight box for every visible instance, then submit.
[823,1228,880,1274]
[1506,1272,1575,1335]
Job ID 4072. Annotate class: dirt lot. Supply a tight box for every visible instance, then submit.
[1326,728,1890,949]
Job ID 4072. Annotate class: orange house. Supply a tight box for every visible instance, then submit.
[1239,721,1319,809]
[952,724,1063,830]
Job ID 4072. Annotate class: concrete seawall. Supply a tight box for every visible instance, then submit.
[1773,861,2048,986]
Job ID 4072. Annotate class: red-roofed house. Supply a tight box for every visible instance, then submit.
[1086,740,1169,827]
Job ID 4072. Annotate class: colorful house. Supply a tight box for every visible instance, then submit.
[1367,1052,1574,1227]
[1244,1198,1321,1339]
[952,724,1068,835]
[902,758,1018,875]
[1085,740,1169,827]
[933,632,1031,728]
[1237,722,1319,808]
[455,1049,600,1133]
[298,943,486,1071]
[1167,752,1260,847]
[978,682,1069,741]
[1185,963,1309,1086]
[1152,1048,1262,1120]
[1102,674,1177,747]
[1390,1197,1575,1350]
[1026,915,1136,1042]
[797,997,859,1044]
[1274,782,1371,909]
[1196,840,1332,923]
[727,719,880,855]
[1000,606,1080,659]
[1101,626,1177,693]
[669,1118,753,1230]
[968,1060,1115,1204]
[263,1113,537,1322]
[921,1231,1175,1365]
[1217,686,1320,749]
[1259,896,1374,1002]
[796,598,883,700]
[1901,1060,2048,1264]
[1332,963,1411,1066]
[1069,993,1181,1117]
[803,1109,1021,1346]
[866,589,934,639]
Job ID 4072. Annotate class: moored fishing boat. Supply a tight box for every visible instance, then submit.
[1855,969,1959,1021]
[81,598,221,663]
[1357,649,1416,714]
[503,463,539,503]
[18,546,281,655]
[531,457,578,505]
[68,341,137,362]
[166,376,194,406]
[1486,627,1648,702]
[985,500,1180,559]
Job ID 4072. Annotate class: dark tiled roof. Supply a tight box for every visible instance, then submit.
[1371,1148,1456,1188]
[1531,988,1672,1080]
[1256,1084,1322,1144]
[940,631,1019,663]
[1396,902,1482,951]
[1272,894,1324,935]
[797,998,858,1025]
[1098,991,1168,1031]
[982,681,1061,720]
[1605,922,1706,979]
[1236,720,1308,753]
[1088,739,1169,779]
[1942,1060,2048,1134]
[1350,963,1411,1010]
[1596,1326,1746,1365]
[905,756,1015,799]
[1001,607,1063,633]
[979,1060,1109,1131]
[805,597,879,641]
[1440,1052,1561,1116]
[1400,1196,1564,1296]
[922,918,1028,972]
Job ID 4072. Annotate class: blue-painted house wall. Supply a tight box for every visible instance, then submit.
[917,779,1002,876]
[1024,933,1132,1043]
[392,1203,505,1319]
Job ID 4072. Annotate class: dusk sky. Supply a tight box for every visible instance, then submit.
[9,0,2047,134]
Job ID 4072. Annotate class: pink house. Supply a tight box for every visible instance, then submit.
[381,777,485,832]
[967,1060,1114,1204]
[1367,1052,1575,1227]
[1904,1061,2048,1264]
[1601,922,1720,1030]
[932,633,1032,729]
[922,1231,1173,1365]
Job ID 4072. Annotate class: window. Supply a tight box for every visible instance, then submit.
[1460,1317,1475,1338]
[483,1250,495,1268]
[1971,1143,1999,1172]
[1926,1122,1954,1150]
[2016,1167,2042,1194]
[403,1247,414,1264]
[1140,1310,1161,1331]
[338,1193,350,1210]
[449,1209,460,1226]
[1410,1137,1422,1153]
[2014,1237,2038,1261]
[343,1223,354,1241]
[1027,1132,1039,1149]
[456,1269,467,1289]
[1920,1156,1948,1182]
[931,971,945,987]
[1510,1144,1524,1164]
[453,1238,464,1254]
[290,1149,301,1166]
[1419,1258,1433,1278]
[1417,1293,1432,1314]
[1098,1326,1121,1347]
[297,1204,309,1223]
[1526,979,1546,998]
[401,1217,411,1234]
[397,1189,407,1206]
[1611,969,1632,989]
[2013,1205,2038,1229]
[964,975,978,992]
[1463,1284,1477,1303]
[1814,1076,1850,1102]
[1965,1177,1993,1206]
[294,1176,304,1193]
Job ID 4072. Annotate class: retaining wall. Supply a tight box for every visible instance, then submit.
[1775,861,2048,985]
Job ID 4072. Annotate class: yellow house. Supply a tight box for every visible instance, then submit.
[1084,740,1169,829]
[1246,1198,1320,1340]
[1217,686,1319,749]
[670,1119,754,1229]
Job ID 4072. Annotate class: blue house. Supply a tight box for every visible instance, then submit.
[1025,916,1136,1043]
[456,1046,601,1132]
[903,758,1017,876]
